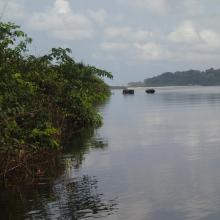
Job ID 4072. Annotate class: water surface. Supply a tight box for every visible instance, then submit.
[2,86,220,220]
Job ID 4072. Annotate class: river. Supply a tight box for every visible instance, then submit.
[1,86,220,220]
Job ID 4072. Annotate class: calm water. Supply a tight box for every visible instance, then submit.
[1,86,220,220]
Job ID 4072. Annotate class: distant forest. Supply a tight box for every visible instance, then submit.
[128,68,220,87]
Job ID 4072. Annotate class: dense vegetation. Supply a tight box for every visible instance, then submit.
[144,69,220,86]
[0,22,112,184]
[128,68,220,87]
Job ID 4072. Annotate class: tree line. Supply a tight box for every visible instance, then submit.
[128,68,220,87]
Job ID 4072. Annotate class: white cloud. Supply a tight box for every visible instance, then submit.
[28,0,106,41]
[126,0,169,15]
[104,26,132,38]
[183,0,204,16]
[105,26,153,43]
[168,21,200,44]
[144,0,168,14]
[100,42,129,52]
[168,20,220,53]
[199,29,220,49]
[0,0,26,20]
[134,42,171,60]
[134,30,153,42]
[53,29,93,41]
[54,0,71,14]
[87,8,107,25]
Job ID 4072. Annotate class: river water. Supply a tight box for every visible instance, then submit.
[1,86,220,220]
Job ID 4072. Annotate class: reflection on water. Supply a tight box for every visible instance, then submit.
[53,175,117,219]
[0,129,117,220]
[63,128,108,169]
[0,175,117,219]
[2,86,220,220]
[80,86,220,220]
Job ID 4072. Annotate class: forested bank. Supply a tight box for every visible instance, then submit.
[0,22,112,185]
[128,68,220,87]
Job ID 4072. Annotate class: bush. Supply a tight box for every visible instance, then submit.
[0,22,112,183]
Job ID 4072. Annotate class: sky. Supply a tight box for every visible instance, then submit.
[1,0,220,85]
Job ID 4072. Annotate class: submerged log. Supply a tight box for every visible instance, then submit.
[145,89,155,94]
[122,89,134,95]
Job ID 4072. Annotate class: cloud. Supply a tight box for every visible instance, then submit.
[134,30,154,42]
[54,0,71,14]
[168,21,200,44]
[100,26,158,60]
[121,0,206,18]
[99,18,220,63]
[104,26,153,43]
[199,29,220,49]
[104,26,132,38]
[168,20,220,52]
[53,29,93,41]
[125,0,169,15]
[30,10,91,31]
[28,0,106,41]
[87,8,107,25]
[0,0,26,20]
[183,0,204,16]
[100,42,129,52]
[134,42,171,60]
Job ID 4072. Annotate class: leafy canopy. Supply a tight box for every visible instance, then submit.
[0,22,113,151]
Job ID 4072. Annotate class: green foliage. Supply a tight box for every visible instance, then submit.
[0,22,112,152]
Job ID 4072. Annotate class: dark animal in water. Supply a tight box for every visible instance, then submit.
[122,89,134,94]
[146,89,155,94]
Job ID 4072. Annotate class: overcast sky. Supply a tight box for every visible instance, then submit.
[1,0,220,84]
